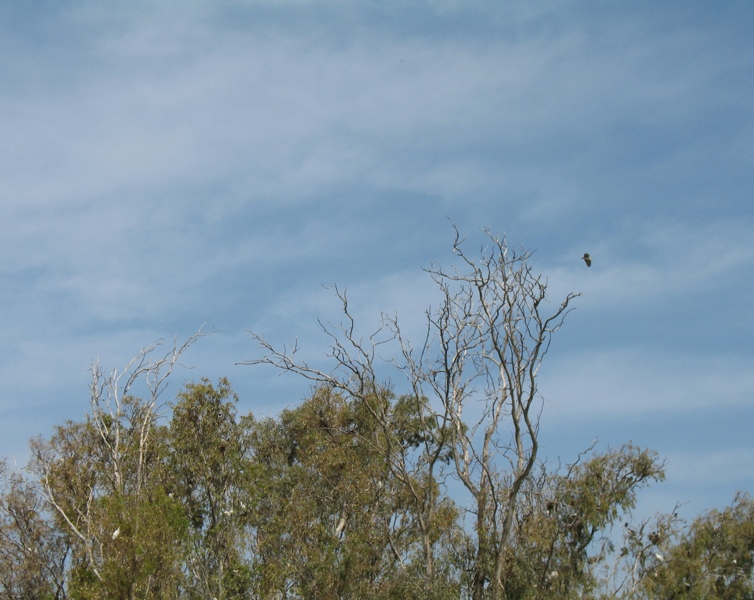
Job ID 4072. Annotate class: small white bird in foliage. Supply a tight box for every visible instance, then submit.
[112,528,120,540]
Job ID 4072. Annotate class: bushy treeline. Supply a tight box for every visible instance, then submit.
[2,230,752,599]
[1,376,752,599]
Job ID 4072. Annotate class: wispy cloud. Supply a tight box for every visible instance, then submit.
[668,447,754,487]
[542,348,754,418]
[1,2,753,518]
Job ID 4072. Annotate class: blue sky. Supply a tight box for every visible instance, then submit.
[1,1,753,523]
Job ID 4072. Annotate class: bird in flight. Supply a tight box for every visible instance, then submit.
[582,253,592,267]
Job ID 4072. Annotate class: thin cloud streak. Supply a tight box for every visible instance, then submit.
[1,2,753,520]
[542,349,754,418]
[5,3,745,214]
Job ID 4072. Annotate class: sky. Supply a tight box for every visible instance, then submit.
[1,1,753,525]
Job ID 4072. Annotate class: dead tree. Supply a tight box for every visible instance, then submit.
[29,330,206,583]
[243,228,578,598]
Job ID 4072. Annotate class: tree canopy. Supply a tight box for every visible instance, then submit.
[1,231,751,599]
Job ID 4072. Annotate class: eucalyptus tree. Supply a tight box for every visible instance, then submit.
[244,297,458,589]
[242,227,579,599]
[246,386,462,599]
[167,377,254,599]
[494,444,665,599]
[0,459,69,599]
[637,492,754,599]
[25,333,205,598]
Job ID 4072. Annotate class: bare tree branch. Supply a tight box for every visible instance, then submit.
[240,227,579,598]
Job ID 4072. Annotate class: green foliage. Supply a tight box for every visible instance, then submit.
[167,377,254,599]
[496,444,665,599]
[640,492,754,599]
[246,386,439,598]
[0,373,750,599]
[68,490,187,600]
[0,460,67,599]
